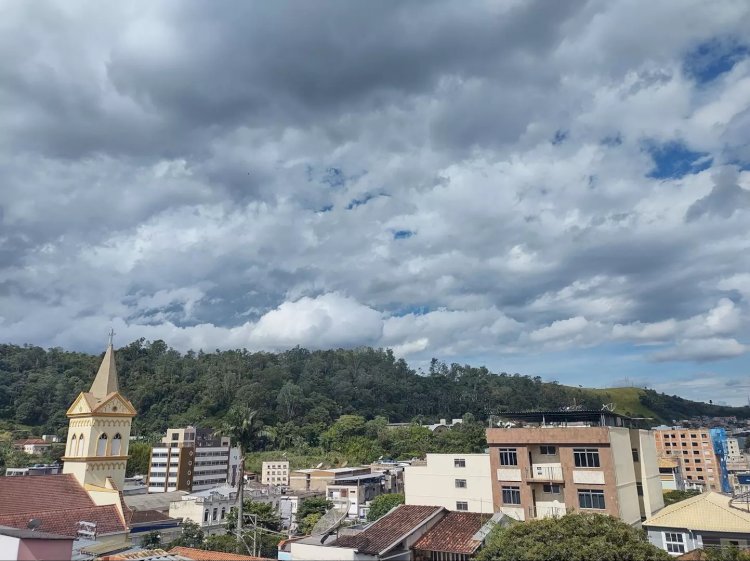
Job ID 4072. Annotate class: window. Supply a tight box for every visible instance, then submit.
[540,445,556,455]
[456,501,468,511]
[631,449,639,462]
[221,507,226,520]
[97,433,108,456]
[499,448,518,466]
[682,442,687,447]
[204,509,209,522]
[573,448,600,468]
[111,434,122,456]
[578,489,606,510]
[454,458,466,468]
[69,434,77,456]
[690,434,697,438]
[455,479,467,488]
[213,508,218,521]
[542,484,561,494]
[501,486,521,505]
[664,532,685,554]
[636,483,643,496]
[692,442,698,446]
[701,434,708,438]
[172,433,180,441]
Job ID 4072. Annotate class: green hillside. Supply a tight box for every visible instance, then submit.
[582,387,663,421]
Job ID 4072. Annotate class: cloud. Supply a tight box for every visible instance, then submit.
[1,0,750,402]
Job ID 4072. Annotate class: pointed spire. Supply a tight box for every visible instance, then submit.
[90,330,119,398]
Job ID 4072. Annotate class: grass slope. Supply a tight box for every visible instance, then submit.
[582,387,663,421]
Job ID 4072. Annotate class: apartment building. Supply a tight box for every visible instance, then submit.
[326,472,385,519]
[289,466,372,492]
[657,457,684,491]
[486,410,664,527]
[405,454,493,514]
[147,427,241,493]
[653,426,722,491]
[261,460,290,486]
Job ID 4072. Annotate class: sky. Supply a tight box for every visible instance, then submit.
[1,1,750,405]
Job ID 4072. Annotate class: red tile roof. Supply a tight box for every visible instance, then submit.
[14,439,50,445]
[0,505,127,537]
[0,474,95,515]
[412,511,489,555]
[334,505,444,555]
[168,546,271,560]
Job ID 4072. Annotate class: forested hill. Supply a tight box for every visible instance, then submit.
[1,340,748,439]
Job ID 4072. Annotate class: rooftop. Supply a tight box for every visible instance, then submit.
[412,512,490,555]
[643,491,750,533]
[0,504,126,537]
[0,524,74,541]
[168,546,271,560]
[332,505,443,555]
[0,474,95,516]
[494,409,635,427]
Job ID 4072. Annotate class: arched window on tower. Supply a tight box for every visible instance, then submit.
[77,434,85,456]
[111,433,122,456]
[97,433,108,456]
[69,434,77,456]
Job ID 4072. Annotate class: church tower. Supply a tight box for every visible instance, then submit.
[62,334,137,491]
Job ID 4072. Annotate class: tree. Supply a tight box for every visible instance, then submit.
[476,513,671,561]
[296,497,333,535]
[366,493,404,522]
[663,489,701,506]
[218,407,260,540]
[705,546,750,561]
[168,521,204,549]
[126,441,152,477]
[141,531,161,549]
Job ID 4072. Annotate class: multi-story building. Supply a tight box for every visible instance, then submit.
[261,460,290,486]
[147,427,241,493]
[657,457,684,491]
[326,472,385,519]
[405,454,494,514]
[486,410,664,526]
[653,426,723,491]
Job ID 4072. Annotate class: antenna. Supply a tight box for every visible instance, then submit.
[27,519,41,531]
[601,403,616,412]
[312,499,350,541]
[107,328,115,347]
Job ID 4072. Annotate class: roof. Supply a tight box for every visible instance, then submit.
[0,504,127,537]
[90,342,119,398]
[101,549,189,561]
[412,512,489,555]
[125,490,188,512]
[643,492,750,533]
[659,457,679,469]
[333,505,444,555]
[168,546,272,560]
[186,484,237,499]
[129,509,174,524]
[0,524,74,541]
[14,439,50,446]
[497,409,633,425]
[331,473,385,483]
[0,474,95,515]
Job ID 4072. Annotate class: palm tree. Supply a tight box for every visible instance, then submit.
[218,406,260,539]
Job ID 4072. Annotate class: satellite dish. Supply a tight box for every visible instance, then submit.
[311,499,350,541]
[27,519,41,531]
[315,462,324,469]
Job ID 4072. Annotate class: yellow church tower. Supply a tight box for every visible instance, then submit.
[62,332,137,492]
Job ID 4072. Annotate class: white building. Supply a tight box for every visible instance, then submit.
[326,473,385,519]
[168,484,238,535]
[262,460,290,486]
[404,453,494,514]
[148,427,242,493]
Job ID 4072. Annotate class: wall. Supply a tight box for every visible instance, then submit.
[609,428,641,526]
[405,454,493,514]
[290,542,365,560]
[635,430,665,517]
[17,538,74,561]
[0,535,20,560]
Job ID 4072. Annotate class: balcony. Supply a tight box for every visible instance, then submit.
[528,505,570,519]
[526,465,564,482]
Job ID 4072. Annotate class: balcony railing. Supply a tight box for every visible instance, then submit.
[528,505,570,519]
[526,465,564,481]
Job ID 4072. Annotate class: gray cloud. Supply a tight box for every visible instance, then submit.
[1,0,750,401]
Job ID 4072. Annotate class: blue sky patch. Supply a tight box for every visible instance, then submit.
[393,229,414,239]
[318,204,333,213]
[684,38,749,84]
[322,167,346,188]
[552,129,568,145]
[646,141,712,179]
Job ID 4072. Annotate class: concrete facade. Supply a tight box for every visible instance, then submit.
[653,427,722,491]
[262,460,290,486]
[486,422,663,526]
[168,484,238,535]
[404,454,493,514]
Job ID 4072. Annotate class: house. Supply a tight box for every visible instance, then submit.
[4,464,62,477]
[12,439,52,456]
[326,472,385,519]
[287,505,503,561]
[486,410,664,526]
[168,484,238,535]
[405,454,493,514]
[147,427,242,493]
[643,491,750,555]
[0,525,75,561]
[261,461,290,486]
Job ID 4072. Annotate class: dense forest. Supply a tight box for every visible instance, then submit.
[1,339,748,445]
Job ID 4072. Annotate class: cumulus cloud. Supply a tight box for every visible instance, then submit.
[1,0,750,402]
